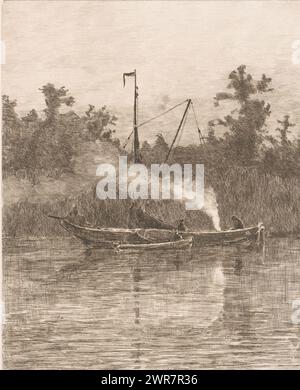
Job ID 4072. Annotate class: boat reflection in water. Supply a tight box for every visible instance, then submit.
[3,237,300,369]
[82,246,226,369]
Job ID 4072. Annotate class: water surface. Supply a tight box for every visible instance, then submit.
[3,237,300,369]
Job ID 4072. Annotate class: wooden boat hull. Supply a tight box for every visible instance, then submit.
[60,220,142,246]
[138,224,265,247]
[116,237,193,251]
[60,220,265,248]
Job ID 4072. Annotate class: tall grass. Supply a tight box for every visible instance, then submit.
[3,186,213,237]
[3,168,300,237]
[211,167,300,234]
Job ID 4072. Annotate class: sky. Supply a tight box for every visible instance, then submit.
[2,0,300,145]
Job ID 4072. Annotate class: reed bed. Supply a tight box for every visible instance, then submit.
[3,168,299,237]
[211,167,300,234]
[3,187,213,237]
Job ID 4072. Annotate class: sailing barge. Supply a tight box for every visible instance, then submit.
[51,70,265,250]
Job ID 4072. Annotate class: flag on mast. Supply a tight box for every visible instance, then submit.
[123,71,135,87]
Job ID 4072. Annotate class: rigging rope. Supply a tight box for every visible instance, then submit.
[122,99,189,149]
[122,98,205,150]
[137,99,189,128]
[122,130,134,149]
[190,100,205,145]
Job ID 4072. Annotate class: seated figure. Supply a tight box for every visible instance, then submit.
[231,215,244,230]
[177,218,187,231]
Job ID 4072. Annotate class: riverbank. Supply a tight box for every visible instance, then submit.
[210,167,300,235]
[3,167,300,237]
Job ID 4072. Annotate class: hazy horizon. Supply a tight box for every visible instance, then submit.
[2,0,300,145]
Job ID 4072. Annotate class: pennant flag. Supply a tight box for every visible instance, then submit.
[123,71,135,87]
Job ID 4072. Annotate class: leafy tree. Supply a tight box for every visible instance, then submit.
[2,95,19,126]
[258,114,299,177]
[206,120,218,145]
[20,85,73,177]
[276,115,295,146]
[82,105,117,141]
[139,140,152,165]
[213,65,273,166]
[2,95,22,172]
[2,84,120,181]
[136,134,170,165]
[22,109,39,124]
[39,83,75,123]
[152,133,169,163]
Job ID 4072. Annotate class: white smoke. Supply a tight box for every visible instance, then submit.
[202,186,221,231]
[150,173,221,231]
[171,181,221,231]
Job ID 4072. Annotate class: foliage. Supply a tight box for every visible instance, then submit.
[140,133,169,164]
[39,83,75,123]
[140,65,299,181]
[2,85,119,182]
[81,104,118,142]
[212,65,272,166]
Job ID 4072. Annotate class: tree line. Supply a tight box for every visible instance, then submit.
[140,65,300,179]
[2,83,119,182]
[3,65,300,184]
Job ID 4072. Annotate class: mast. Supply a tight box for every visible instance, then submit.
[133,70,141,163]
[123,69,141,163]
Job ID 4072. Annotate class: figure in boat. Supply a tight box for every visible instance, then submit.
[231,215,244,230]
[128,201,145,229]
[177,218,187,232]
[174,230,184,241]
[67,206,86,226]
